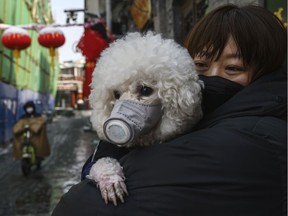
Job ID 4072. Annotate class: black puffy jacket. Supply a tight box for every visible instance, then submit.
[52,66,287,216]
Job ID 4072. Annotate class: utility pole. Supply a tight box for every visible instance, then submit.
[106,0,112,31]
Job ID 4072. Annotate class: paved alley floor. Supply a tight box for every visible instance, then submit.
[0,111,98,216]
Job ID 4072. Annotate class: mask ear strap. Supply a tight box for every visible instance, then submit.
[91,140,101,162]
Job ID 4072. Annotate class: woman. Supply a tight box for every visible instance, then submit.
[52,4,286,216]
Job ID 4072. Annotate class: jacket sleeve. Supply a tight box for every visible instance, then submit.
[52,125,286,216]
[13,117,46,135]
[13,119,25,135]
[29,117,46,134]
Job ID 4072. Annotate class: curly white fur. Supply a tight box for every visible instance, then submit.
[88,31,203,205]
[87,157,128,206]
[89,31,203,147]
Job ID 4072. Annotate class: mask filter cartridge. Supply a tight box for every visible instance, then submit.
[103,100,162,146]
[104,119,132,145]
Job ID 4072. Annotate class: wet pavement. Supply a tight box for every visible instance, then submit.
[0,111,98,216]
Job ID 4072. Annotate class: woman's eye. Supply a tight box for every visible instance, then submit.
[195,62,208,67]
[113,90,121,99]
[140,86,153,96]
[194,61,209,72]
[225,66,245,72]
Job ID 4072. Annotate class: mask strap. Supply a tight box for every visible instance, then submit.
[91,140,101,162]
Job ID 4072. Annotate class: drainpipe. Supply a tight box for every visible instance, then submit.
[106,0,112,31]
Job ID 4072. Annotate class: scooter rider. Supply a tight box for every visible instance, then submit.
[12,101,50,170]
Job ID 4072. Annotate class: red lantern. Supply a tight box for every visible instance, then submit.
[76,26,109,62]
[1,27,31,75]
[38,27,65,68]
[76,25,109,100]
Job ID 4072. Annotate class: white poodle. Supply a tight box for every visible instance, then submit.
[87,31,203,205]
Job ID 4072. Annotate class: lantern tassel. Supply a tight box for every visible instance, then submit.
[13,49,20,83]
[49,47,55,69]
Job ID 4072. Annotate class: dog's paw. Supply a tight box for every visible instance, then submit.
[87,157,128,206]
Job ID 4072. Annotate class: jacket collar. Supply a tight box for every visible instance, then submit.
[197,65,287,129]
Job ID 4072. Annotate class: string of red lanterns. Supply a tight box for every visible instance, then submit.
[1,26,66,79]
[1,27,31,77]
[38,27,65,69]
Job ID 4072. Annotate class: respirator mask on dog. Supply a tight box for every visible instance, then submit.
[199,75,244,114]
[103,100,162,146]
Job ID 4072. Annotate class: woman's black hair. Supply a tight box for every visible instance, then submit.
[184,4,287,81]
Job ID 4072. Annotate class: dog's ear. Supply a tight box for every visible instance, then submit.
[158,77,202,120]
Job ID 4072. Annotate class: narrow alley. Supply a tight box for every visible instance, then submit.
[0,111,98,216]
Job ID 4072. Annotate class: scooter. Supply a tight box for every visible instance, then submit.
[21,124,36,176]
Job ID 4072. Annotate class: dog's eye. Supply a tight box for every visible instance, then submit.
[140,86,153,96]
[113,90,121,99]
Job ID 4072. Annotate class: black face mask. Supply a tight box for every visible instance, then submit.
[199,75,244,114]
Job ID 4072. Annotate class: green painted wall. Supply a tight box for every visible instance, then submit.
[0,0,60,96]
